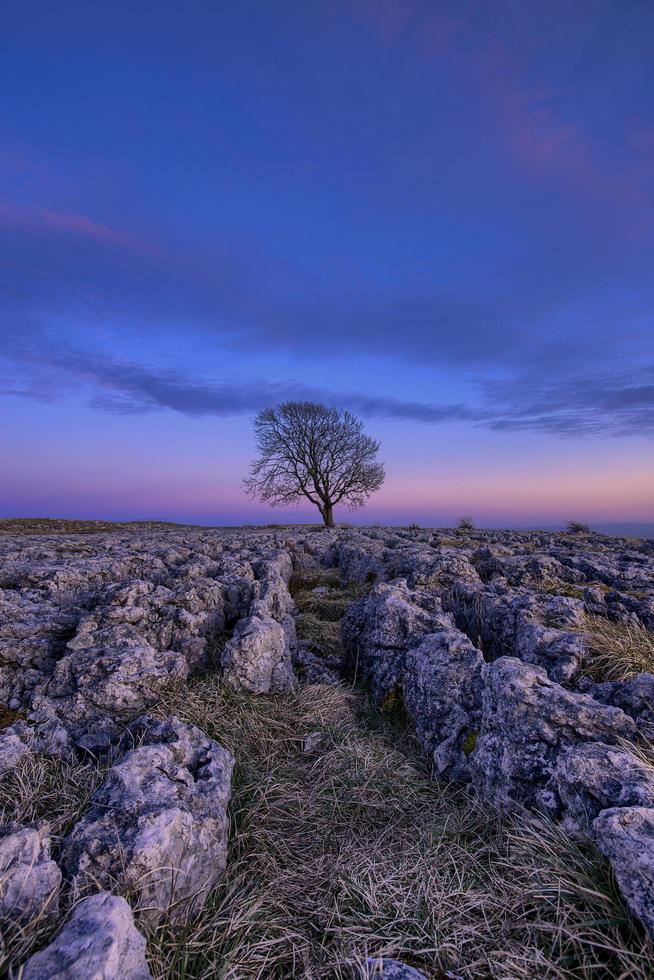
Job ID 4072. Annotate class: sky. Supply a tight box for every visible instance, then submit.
[1,0,653,529]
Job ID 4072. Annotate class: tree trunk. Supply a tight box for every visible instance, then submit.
[323,502,335,528]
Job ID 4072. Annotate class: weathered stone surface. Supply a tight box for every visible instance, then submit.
[0,822,61,923]
[0,731,33,774]
[448,582,586,683]
[0,590,82,708]
[222,614,296,693]
[22,891,152,980]
[342,580,451,702]
[471,658,637,810]
[545,742,654,832]
[584,673,654,739]
[40,624,188,733]
[293,640,343,685]
[365,958,428,979]
[592,806,654,940]
[403,629,484,780]
[62,716,234,924]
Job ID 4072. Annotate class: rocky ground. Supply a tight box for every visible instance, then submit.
[1,519,653,978]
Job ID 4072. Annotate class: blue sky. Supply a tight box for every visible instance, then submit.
[1,1,652,525]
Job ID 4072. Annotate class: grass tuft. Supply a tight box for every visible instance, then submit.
[578,615,654,681]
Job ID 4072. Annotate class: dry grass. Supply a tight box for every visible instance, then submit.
[4,570,652,978]
[0,753,105,848]
[0,753,106,973]
[294,613,344,657]
[578,615,654,681]
[144,679,652,979]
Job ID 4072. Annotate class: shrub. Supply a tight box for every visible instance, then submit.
[566,521,591,534]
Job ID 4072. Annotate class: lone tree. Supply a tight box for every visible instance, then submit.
[244,401,385,527]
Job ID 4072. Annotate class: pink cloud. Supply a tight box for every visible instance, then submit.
[475,45,653,238]
[0,201,151,252]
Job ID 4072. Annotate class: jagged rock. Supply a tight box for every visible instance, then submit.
[0,590,82,708]
[403,629,484,780]
[0,822,61,923]
[584,673,654,739]
[61,716,234,924]
[0,704,73,771]
[293,641,343,685]
[302,731,323,753]
[365,958,428,979]
[0,731,32,774]
[471,657,637,810]
[222,614,295,693]
[448,583,585,683]
[545,742,654,832]
[592,806,654,941]
[22,891,152,979]
[40,624,188,734]
[342,580,451,701]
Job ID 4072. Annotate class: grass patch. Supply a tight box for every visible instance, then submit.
[143,679,652,979]
[0,753,106,973]
[538,581,587,600]
[293,584,362,623]
[0,753,105,853]
[577,615,654,681]
[289,568,342,594]
[294,613,343,657]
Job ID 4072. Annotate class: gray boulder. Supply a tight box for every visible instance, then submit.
[584,673,654,739]
[62,717,234,924]
[342,580,451,702]
[592,806,654,940]
[0,822,61,923]
[0,731,32,774]
[364,958,428,979]
[403,629,484,780]
[22,891,152,979]
[222,614,296,693]
[41,624,188,733]
[545,742,654,832]
[471,657,637,810]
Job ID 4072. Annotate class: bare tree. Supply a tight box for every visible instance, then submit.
[244,402,385,527]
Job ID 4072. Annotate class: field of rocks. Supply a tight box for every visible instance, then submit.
[1,518,654,978]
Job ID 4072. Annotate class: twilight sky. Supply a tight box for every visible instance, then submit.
[1,0,653,527]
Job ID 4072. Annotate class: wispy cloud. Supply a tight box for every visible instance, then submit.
[0,202,151,252]
[2,342,652,438]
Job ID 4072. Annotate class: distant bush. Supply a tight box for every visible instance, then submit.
[407,523,420,531]
[456,516,475,533]
[566,521,591,534]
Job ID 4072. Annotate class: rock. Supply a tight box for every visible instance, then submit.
[41,624,188,735]
[585,673,654,739]
[471,658,637,810]
[545,742,654,832]
[402,629,484,780]
[302,731,323,753]
[62,716,234,924]
[364,958,428,979]
[0,731,32,774]
[22,891,152,980]
[342,580,451,702]
[592,806,654,940]
[222,614,296,693]
[0,822,61,923]
[292,641,343,685]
